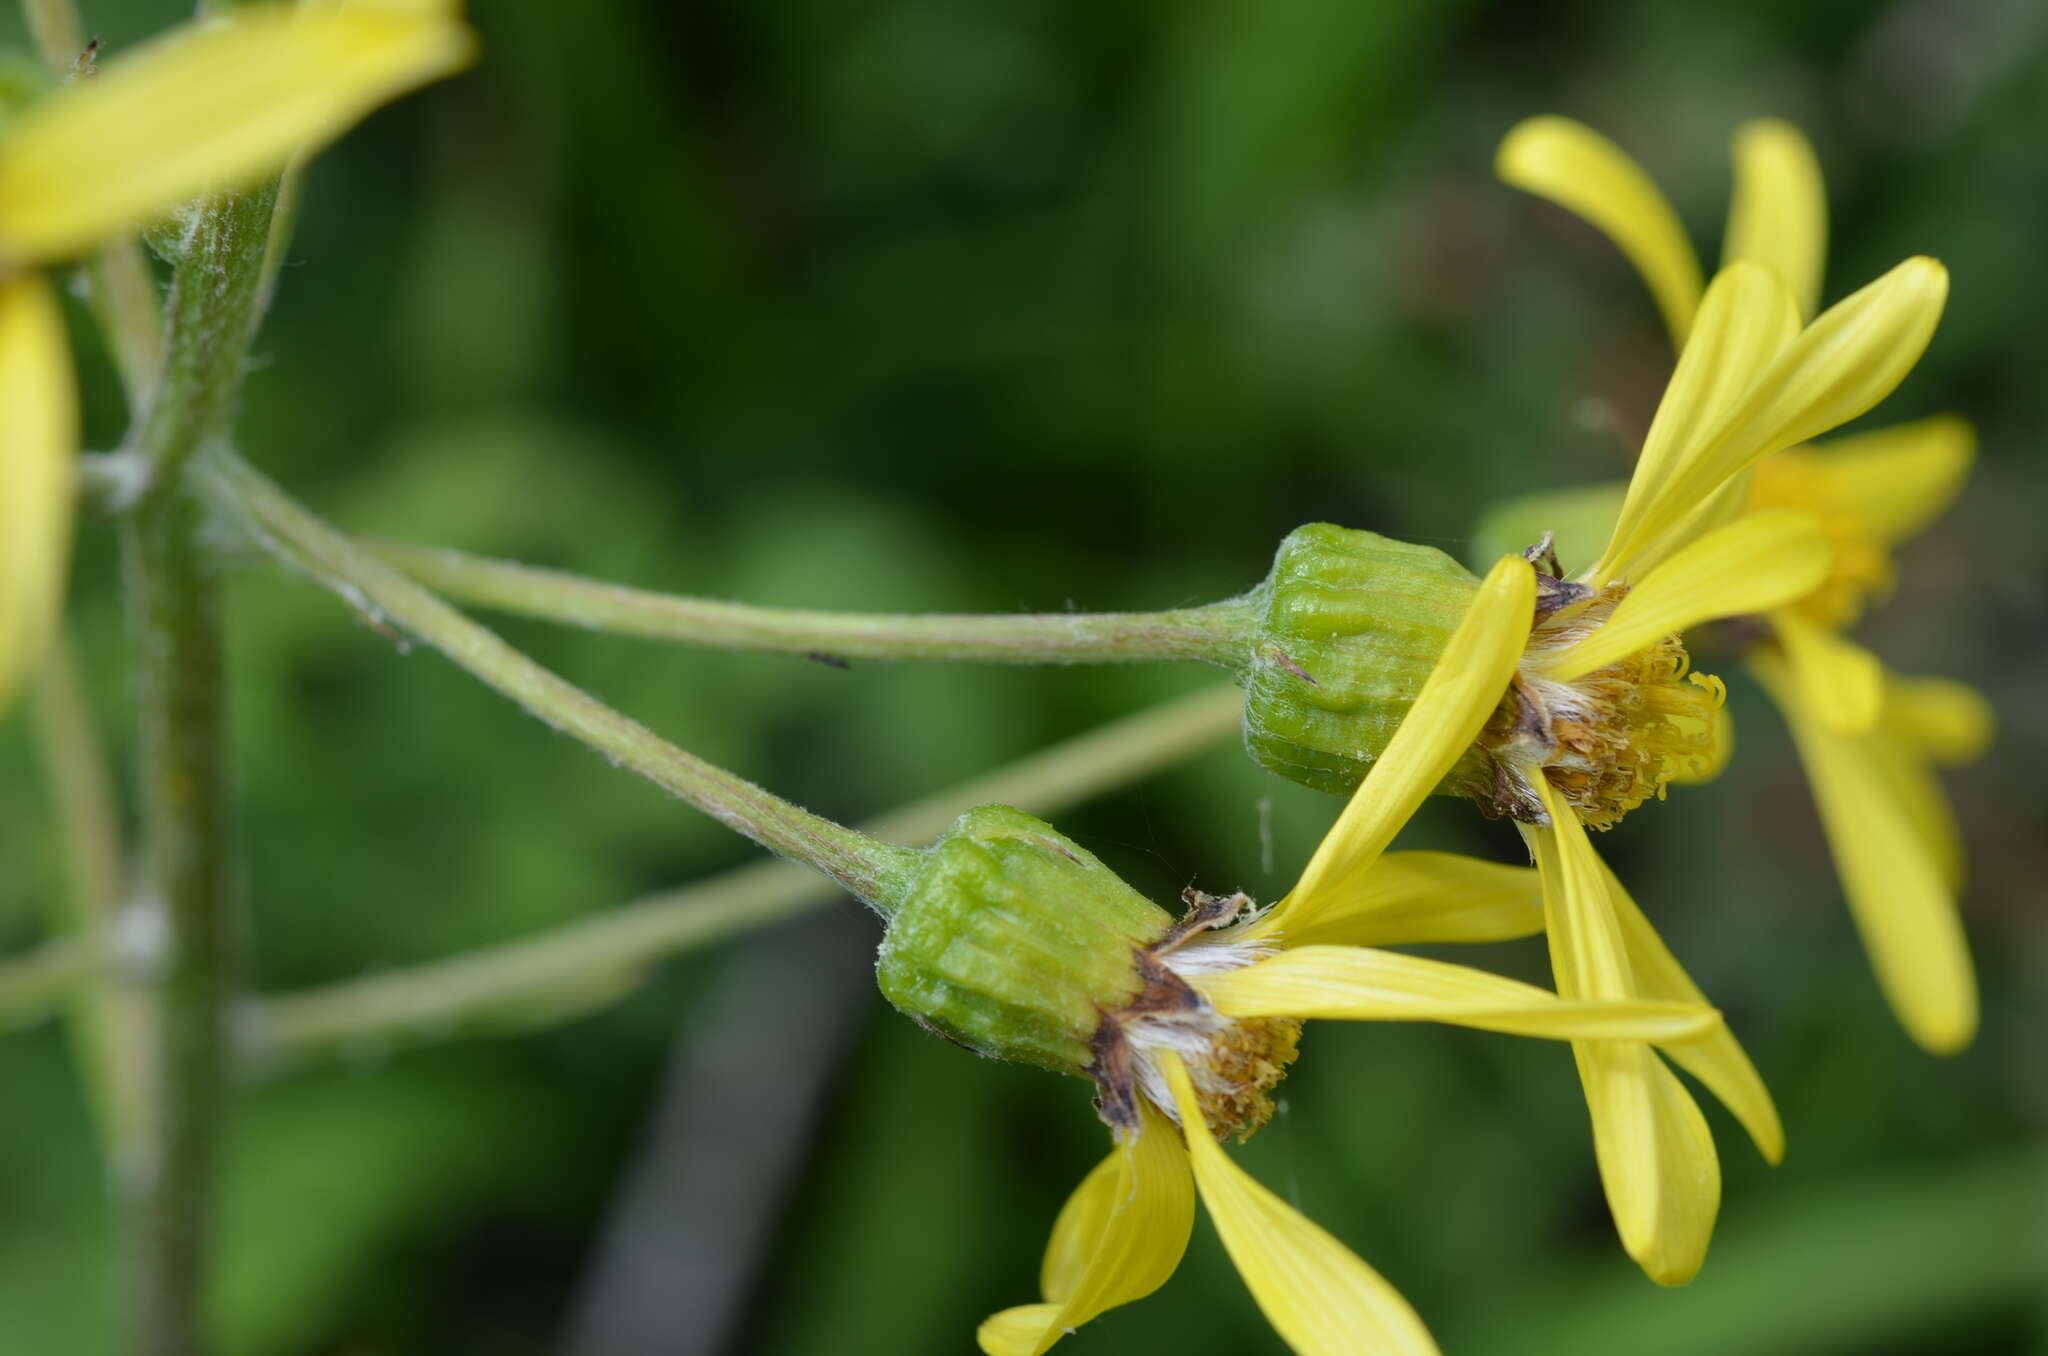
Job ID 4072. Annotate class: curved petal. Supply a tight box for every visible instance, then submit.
[1804,414,1975,545]
[1196,945,1720,1043]
[1567,1040,1721,1286]
[1596,262,1801,582]
[1884,673,1993,767]
[1160,1054,1439,1356]
[1755,654,1977,1054]
[1771,610,1884,734]
[1624,257,1949,568]
[1267,557,1534,939]
[1496,116,1702,345]
[1546,510,1832,681]
[1866,716,1968,894]
[0,3,475,264]
[1722,119,1827,321]
[1267,851,1542,949]
[1522,782,1723,1285]
[977,1104,1195,1356]
[0,274,77,718]
[1593,857,1785,1164]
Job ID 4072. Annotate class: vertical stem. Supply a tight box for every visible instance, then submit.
[120,178,281,1356]
[120,492,229,1356]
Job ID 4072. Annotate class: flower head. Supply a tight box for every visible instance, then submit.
[1495,114,1986,1052]
[882,561,1722,1353]
[0,1,474,716]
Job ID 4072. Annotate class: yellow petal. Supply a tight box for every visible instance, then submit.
[1596,262,1801,581]
[1263,851,1542,949]
[1755,654,1977,1053]
[1722,119,1827,321]
[1884,673,1993,767]
[0,3,475,265]
[1545,510,1832,682]
[1865,720,1967,894]
[1593,856,1785,1164]
[1160,1053,1440,1356]
[1771,610,1884,734]
[1496,116,1702,345]
[977,1105,1195,1356]
[1270,557,1534,938]
[1196,945,1720,1043]
[1523,784,1723,1285]
[1803,414,1975,545]
[1568,1039,1721,1286]
[0,274,77,718]
[1616,257,1949,571]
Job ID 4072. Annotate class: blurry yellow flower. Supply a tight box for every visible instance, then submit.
[0,1,473,718]
[978,559,1722,1355]
[1498,115,1986,1053]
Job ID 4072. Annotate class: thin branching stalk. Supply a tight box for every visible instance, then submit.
[203,451,919,904]
[0,937,91,1028]
[242,683,1245,1065]
[370,540,1258,667]
[28,640,152,1174]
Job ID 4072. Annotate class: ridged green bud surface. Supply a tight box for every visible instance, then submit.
[876,805,1172,1076]
[1242,523,1486,796]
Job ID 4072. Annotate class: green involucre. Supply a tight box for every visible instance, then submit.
[876,805,1171,1075]
[1240,523,1488,797]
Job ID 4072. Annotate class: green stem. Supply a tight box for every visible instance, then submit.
[202,452,918,905]
[132,180,279,486]
[120,493,229,1356]
[119,179,283,1356]
[0,938,91,1030]
[243,683,1244,1065]
[28,639,153,1174]
[370,540,1257,667]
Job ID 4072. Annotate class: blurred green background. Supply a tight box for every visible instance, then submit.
[2,0,2044,1352]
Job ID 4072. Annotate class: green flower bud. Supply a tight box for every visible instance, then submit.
[1241,523,1489,796]
[875,804,1172,1076]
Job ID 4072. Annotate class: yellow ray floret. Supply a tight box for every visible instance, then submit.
[1497,116,1702,344]
[1196,945,1720,1043]
[978,1104,1194,1356]
[0,2,475,265]
[1598,257,1949,582]
[1262,850,1543,949]
[1521,777,1722,1285]
[1723,119,1827,320]
[1161,1053,1439,1356]
[0,275,76,715]
[1755,655,1978,1053]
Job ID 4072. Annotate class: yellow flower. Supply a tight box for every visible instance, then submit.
[0,1,475,715]
[977,559,1725,1355]
[1497,115,1987,1053]
[1286,185,1947,1284]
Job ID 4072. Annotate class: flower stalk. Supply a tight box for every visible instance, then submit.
[241,683,1244,1066]
[27,638,152,1172]
[204,451,920,906]
[369,539,1257,667]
